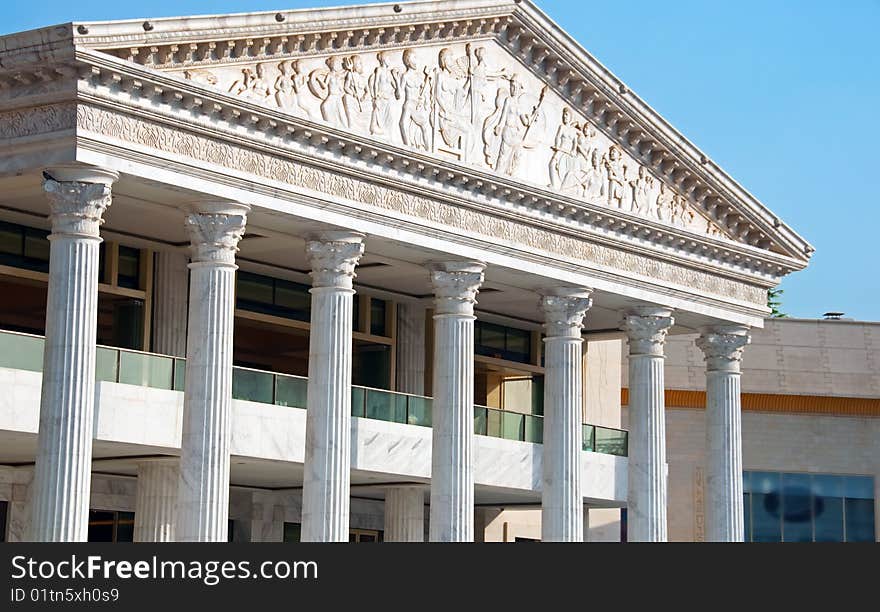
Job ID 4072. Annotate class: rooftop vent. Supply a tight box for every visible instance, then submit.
[823,312,845,320]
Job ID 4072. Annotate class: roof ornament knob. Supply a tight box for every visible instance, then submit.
[393,4,402,12]
[76,25,89,35]
[275,13,286,22]
[142,21,154,32]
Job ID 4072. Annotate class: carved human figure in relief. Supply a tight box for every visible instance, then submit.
[343,55,368,131]
[549,107,579,190]
[482,77,547,175]
[565,123,600,197]
[671,194,694,227]
[228,67,258,98]
[629,165,654,215]
[395,49,433,150]
[309,56,348,128]
[274,60,314,118]
[433,47,472,152]
[229,63,271,102]
[656,182,675,223]
[469,46,506,106]
[603,145,628,208]
[368,51,399,137]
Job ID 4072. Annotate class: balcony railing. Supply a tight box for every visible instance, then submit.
[0,329,628,456]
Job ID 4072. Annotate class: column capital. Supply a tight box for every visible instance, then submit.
[427,261,485,316]
[540,287,593,339]
[305,231,365,290]
[42,165,119,238]
[184,201,249,265]
[697,325,751,373]
[621,306,675,356]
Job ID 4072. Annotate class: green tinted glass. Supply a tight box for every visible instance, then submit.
[118,351,173,389]
[473,405,487,435]
[232,368,274,403]
[95,347,119,382]
[407,396,432,427]
[0,332,44,372]
[275,374,307,408]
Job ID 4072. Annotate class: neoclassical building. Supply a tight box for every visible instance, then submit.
[0,0,811,542]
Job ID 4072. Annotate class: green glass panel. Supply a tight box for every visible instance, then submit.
[351,386,365,417]
[95,347,119,382]
[582,424,595,452]
[501,412,524,441]
[0,332,44,372]
[524,415,543,444]
[118,351,173,389]
[173,359,186,391]
[366,389,406,423]
[487,408,502,438]
[595,427,628,456]
[232,368,274,404]
[473,406,487,435]
[275,374,307,408]
[274,280,310,315]
[23,230,50,263]
[236,272,273,305]
[407,396,432,427]
[111,299,144,350]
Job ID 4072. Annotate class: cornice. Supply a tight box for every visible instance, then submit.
[63,48,801,286]
[20,0,813,264]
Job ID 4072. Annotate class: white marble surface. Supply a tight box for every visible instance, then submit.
[698,325,750,542]
[395,303,426,395]
[540,288,592,542]
[29,166,117,542]
[134,460,178,542]
[383,486,425,542]
[152,250,189,357]
[622,306,674,542]
[176,201,248,542]
[301,232,364,542]
[428,261,484,542]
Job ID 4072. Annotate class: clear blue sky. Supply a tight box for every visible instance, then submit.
[3,1,877,320]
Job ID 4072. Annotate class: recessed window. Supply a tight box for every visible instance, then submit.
[87,509,134,542]
[117,246,141,289]
[743,471,875,542]
[236,271,311,322]
[370,298,387,336]
[475,321,532,364]
[0,221,50,273]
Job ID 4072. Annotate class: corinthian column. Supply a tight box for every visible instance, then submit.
[29,165,118,542]
[176,201,248,542]
[301,232,364,542]
[427,261,485,542]
[134,460,179,542]
[697,325,750,542]
[621,306,674,542]
[541,288,592,542]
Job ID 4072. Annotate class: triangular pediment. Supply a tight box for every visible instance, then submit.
[69,0,811,262]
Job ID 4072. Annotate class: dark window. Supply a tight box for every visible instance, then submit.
[0,221,50,273]
[236,271,311,322]
[475,321,532,364]
[744,471,875,542]
[283,522,302,543]
[370,298,387,336]
[117,246,141,289]
[87,510,134,542]
[352,342,391,390]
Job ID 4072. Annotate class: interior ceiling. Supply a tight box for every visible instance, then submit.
[0,169,717,333]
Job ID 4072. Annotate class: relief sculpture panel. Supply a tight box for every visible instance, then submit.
[170,41,727,238]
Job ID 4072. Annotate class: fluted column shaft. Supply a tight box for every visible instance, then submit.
[428,261,485,542]
[384,486,425,542]
[301,232,364,542]
[29,166,118,542]
[541,288,592,542]
[134,460,179,542]
[698,325,750,542]
[395,303,426,395]
[152,250,189,357]
[621,306,674,542]
[176,202,248,542]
